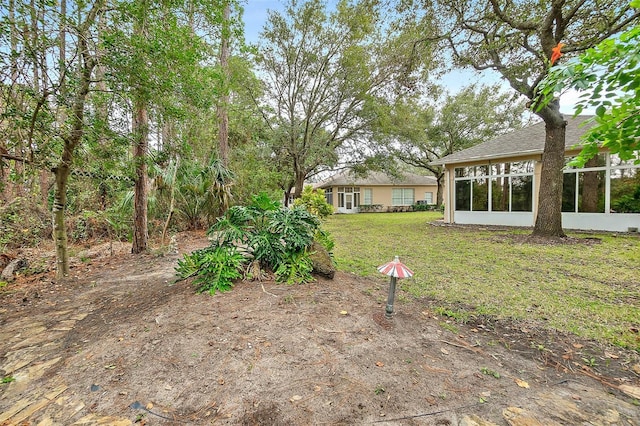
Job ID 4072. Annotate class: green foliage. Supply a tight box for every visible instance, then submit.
[274,250,314,285]
[175,245,244,295]
[293,185,334,219]
[0,198,50,250]
[172,158,235,230]
[181,192,329,290]
[1,376,15,384]
[612,186,640,213]
[535,20,640,166]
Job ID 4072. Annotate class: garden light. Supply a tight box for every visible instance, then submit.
[377,256,414,319]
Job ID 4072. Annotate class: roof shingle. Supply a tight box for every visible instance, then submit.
[431,115,595,166]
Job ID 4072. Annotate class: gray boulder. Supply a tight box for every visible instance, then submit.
[309,242,335,279]
[1,258,28,282]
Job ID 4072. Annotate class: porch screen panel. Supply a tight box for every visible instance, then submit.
[472,178,488,211]
[455,180,471,211]
[611,167,640,213]
[511,175,533,211]
[491,177,508,211]
[325,188,333,205]
[578,170,605,213]
[562,173,577,212]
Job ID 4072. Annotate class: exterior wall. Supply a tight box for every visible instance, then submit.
[326,184,438,214]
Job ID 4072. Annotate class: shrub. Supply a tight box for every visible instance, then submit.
[293,185,333,219]
[178,192,330,291]
[175,245,245,294]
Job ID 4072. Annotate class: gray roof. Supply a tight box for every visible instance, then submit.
[317,170,437,188]
[431,115,595,166]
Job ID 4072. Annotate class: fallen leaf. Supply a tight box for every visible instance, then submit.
[440,348,449,355]
[631,364,640,375]
[375,361,384,367]
[146,402,153,410]
[290,395,303,402]
[340,310,348,315]
[572,343,584,349]
[164,384,172,390]
[104,365,116,369]
[515,379,530,389]
[604,352,619,359]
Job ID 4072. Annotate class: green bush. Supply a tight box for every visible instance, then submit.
[0,197,50,250]
[293,185,334,219]
[175,245,245,294]
[178,192,330,291]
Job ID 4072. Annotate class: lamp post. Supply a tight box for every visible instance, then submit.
[377,256,414,319]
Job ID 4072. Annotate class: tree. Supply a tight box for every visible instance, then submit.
[371,84,526,206]
[413,0,639,237]
[535,12,640,166]
[256,0,431,200]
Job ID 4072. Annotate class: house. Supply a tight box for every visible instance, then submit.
[431,115,640,233]
[315,171,438,213]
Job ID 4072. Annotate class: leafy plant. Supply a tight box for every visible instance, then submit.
[293,185,334,219]
[179,192,329,290]
[480,367,501,379]
[2,376,15,384]
[274,250,314,285]
[176,245,245,294]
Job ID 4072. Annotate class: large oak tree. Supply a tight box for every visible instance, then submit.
[415,0,639,236]
[256,0,435,200]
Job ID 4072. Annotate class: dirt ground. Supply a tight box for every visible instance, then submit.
[1,230,639,425]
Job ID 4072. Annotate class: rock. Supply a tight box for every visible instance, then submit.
[1,258,28,282]
[309,241,335,279]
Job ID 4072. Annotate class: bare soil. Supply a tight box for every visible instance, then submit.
[1,230,639,425]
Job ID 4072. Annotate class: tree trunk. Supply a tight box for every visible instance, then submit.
[132,100,149,254]
[131,0,149,254]
[532,107,567,238]
[293,171,305,199]
[217,1,231,166]
[52,166,70,278]
[435,173,444,207]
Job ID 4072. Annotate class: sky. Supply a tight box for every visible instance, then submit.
[241,1,590,115]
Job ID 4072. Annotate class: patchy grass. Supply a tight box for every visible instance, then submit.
[325,212,640,350]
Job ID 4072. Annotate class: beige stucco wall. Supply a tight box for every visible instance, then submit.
[326,184,438,212]
[366,185,437,206]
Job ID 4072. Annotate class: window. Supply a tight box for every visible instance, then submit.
[363,188,373,205]
[511,175,533,211]
[455,161,533,212]
[392,188,414,206]
[324,188,333,205]
[424,192,433,204]
[472,178,489,211]
[455,180,471,211]
[337,186,361,209]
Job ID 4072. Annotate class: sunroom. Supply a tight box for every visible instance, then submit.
[433,116,640,233]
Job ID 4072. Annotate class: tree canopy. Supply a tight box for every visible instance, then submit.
[407,0,639,237]
[535,8,640,166]
[369,84,527,206]
[255,0,436,200]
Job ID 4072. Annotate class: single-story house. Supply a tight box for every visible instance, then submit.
[315,171,438,213]
[431,115,640,233]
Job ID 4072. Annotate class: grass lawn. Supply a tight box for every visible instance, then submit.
[324,212,640,351]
